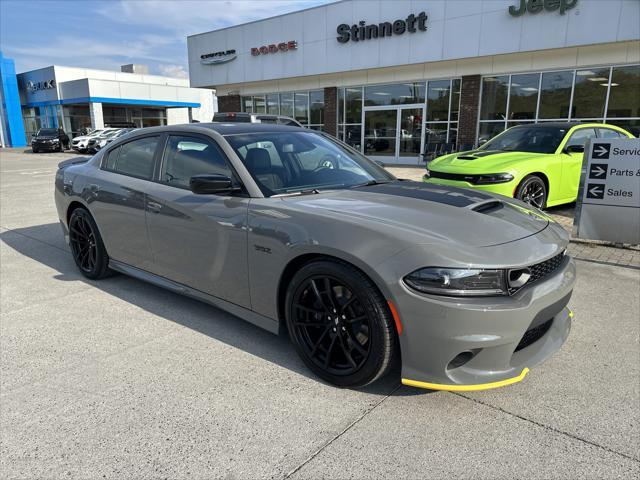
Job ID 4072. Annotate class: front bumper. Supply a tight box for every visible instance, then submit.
[424,175,518,198]
[381,227,575,391]
[32,141,60,151]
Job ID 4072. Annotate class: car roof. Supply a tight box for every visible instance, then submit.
[511,122,582,129]
[187,122,307,135]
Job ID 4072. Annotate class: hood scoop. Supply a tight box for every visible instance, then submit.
[468,199,505,214]
[455,150,503,160]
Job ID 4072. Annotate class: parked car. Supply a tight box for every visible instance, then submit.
[55,123,575,391]
[71,129,116,153]
[213,111,303,127]
[31,128,70,153]
[87,128,136,153]
[424,122,633,209]
[95,128,136,152]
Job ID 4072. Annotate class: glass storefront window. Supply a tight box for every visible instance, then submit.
[426,80,450,122]
[254,95,266,114]
[478,122,505,144]
[539,70,573,119]
[480,76,509,121]
[607,65,640,119]
[338,88,344,123]
[266,94,279,115]
[364,82,425,107]
[242,96,253,113]
[294,92,309,124]
[364,110,396,156]
[309,90,324,125]
[509,73,540,120]
[572,68,610,119]
[345,87,362,124]
[280,92,294,117]
[344,125,362,150]
[450,79,461,122]
[424,122,448,149]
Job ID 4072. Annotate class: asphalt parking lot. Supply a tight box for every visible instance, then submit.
[1,149,639,479]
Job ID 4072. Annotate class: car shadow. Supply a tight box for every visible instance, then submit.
[1,223,430,397]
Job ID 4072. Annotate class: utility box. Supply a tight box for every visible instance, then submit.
[574,138,640,245]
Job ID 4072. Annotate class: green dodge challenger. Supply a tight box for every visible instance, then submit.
[424,122,634,208]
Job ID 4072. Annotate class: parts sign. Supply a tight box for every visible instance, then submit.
[574,138,640,244]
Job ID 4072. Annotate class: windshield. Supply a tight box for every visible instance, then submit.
[225,131,394,196]
[37,128,57,136]
[88,130,105,137]
[480,126,567,154]
[103,130,121,138]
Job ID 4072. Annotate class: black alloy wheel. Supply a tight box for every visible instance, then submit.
[286,260,396,387]
[516,175,547,209]
[68,208,111,279]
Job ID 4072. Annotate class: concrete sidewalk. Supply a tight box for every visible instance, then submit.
[1,149,639,479]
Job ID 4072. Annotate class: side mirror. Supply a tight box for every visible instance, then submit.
[564,144,584,154]
[189,174,238,194]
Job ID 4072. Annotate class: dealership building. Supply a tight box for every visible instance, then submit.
[0,61,216,147]
[187,0,640,164]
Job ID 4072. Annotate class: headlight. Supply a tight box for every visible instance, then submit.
[404,268,507,296]
[473,173,513,184]
[98,140,107,146]
[51,138,59,142]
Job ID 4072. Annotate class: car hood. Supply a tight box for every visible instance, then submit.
[429,149,549,172]
[34,135,57,140]
[281,181,550,248]
[73,135,91,141]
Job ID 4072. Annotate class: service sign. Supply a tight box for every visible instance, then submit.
[574,138,640,244]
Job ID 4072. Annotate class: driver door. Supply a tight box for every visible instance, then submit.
[144,133,251,308]
[561,127,596,201]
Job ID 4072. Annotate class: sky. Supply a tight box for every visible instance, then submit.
[0,0,335,78]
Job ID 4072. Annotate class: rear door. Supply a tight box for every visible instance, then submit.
[144,133,251,308]
[90,135,160,270]
[560,127,597,201]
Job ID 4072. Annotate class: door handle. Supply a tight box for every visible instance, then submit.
[147,201,162,213]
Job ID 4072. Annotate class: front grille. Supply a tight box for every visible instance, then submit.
[529,252,566,284]
[428,170,476,183]
[509,251,566,294]
[515,319,553,352]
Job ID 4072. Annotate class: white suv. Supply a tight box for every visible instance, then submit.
[71,129,117,153]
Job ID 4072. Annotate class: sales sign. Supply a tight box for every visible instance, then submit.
[574,138,640,244]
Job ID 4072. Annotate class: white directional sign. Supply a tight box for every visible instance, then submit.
[574,138,640,244]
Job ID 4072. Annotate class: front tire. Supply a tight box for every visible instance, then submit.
[516,175,547,209]
[285,260,396,387]
[68,208,111,279]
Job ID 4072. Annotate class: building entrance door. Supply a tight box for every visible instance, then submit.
[363,105,424,165]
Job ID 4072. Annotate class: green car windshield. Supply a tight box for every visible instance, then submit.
[480,126,567,154]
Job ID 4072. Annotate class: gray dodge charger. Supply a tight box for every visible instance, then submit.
[55,123,575,391]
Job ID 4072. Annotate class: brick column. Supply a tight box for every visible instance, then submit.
[457,75,481,147]
[323,86,337,137]
[217,94,241,113]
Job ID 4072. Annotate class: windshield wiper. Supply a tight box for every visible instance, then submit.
[272,189,321,198]
[351,179,392,188]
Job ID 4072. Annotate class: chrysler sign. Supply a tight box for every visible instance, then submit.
[200,49,237,65]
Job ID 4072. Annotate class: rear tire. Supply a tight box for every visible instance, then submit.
[285,259,396,387]
[68,207,111,280]
[516,175,547,209]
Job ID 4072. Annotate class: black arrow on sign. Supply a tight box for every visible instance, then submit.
[586,183,605,200]
[592,143,611,159]
[589,163,608,179]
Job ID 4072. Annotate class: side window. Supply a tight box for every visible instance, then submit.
[161,135,233,189]
[106,136,159,179]
[597,128,623,139]
[104,146,120,171]
[566,128,597,148]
